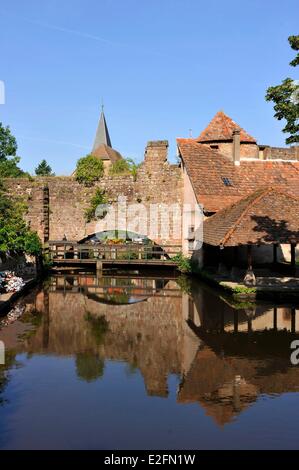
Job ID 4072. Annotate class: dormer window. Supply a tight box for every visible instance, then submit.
[222,177,233,186]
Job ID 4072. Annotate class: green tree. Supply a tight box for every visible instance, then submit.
[75,154,104,185]
[0,156,26,178]
[289,35,299,67]
[266,35,299,144]
[0,182,41,256]
[35,159,55,176]
[0,123,27,177]
[0,123,17,161]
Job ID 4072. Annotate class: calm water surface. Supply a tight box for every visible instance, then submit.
[0,272,299,450]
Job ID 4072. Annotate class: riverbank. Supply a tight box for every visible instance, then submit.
[0,277,38,317]
[193,268,299,304]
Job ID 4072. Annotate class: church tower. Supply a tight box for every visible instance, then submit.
[91,106,123,172]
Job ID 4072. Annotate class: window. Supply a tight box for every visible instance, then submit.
[210,144,219,149]
[222,177,233,186]
[188,226,195,240]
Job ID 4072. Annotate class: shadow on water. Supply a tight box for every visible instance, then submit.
[0,271,299,447]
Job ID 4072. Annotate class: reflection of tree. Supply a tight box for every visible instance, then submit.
[74,313,108,382]
[84,313,109,345]
[75,352,104,383]
[176,275,192,295]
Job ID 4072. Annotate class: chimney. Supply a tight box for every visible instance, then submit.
[232,129,240,165]
[144,140,168,167]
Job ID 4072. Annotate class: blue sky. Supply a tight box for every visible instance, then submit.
[0,0,298,175]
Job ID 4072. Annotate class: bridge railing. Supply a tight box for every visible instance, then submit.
[46,241,182,263]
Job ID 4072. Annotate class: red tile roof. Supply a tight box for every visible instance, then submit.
[203,187,299,246]
[197,111,257,143]
[177,139,299,212]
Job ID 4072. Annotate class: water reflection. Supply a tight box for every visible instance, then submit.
[0,273,299,447]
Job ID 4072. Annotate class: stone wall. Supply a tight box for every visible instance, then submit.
[262,146,299,161]
[4,141,183,247]
[209,142,259,160]
[207,142,299,161]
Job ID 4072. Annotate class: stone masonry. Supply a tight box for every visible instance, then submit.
[5,141,183,247]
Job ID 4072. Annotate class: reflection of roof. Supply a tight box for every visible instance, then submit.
[203,187,299,246]
[177,139,299,212]
[197,111,256,143]
[92,143,123,162]
[178,342,299,427]
[178,347,257,426]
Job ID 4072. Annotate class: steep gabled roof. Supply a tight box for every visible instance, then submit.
[92,110,112,151]
[197,111,256,143]
[203,187,299,246]
[92,143,122,163]
[177,138,299,212]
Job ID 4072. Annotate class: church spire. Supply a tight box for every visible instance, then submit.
[92,105,112,152]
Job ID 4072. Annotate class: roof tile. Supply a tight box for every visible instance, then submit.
[197,111,256,143]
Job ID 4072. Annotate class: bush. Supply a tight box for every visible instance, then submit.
[85,188,109,223]
[0,182,42,256]
[109,159,131,176]
[109,158,140,180]
[24,231,42,255]
[75,154,104,185]
[172,253,192,273]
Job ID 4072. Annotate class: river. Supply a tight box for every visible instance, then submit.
[0,271,299,449]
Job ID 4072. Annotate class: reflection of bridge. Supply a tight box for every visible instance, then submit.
[48,274,182,303]
[46,241,181,270]
[2,273,299,431]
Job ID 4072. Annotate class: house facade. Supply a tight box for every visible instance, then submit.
[177,111,299,265]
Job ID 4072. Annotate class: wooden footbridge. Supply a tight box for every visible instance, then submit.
[45,241,181,271]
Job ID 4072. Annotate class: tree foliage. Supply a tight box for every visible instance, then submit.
[0,123,17,161]
[35,159,55,176]
[265,35,299,144]
[0,123,27,177]
[85,188,109,223]
[75,154,104,185]
[109,159,131,176]
[0,156,26,178]
[289,35,299,67]
[109,158,140,181]
[0,182,41,256]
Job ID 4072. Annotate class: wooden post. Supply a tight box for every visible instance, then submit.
[247,245,253,270]
[273,243,278,265]
[291,308,296,334]
[273,307,277,331]
[291,243,296,272]
[96,260,103,277]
